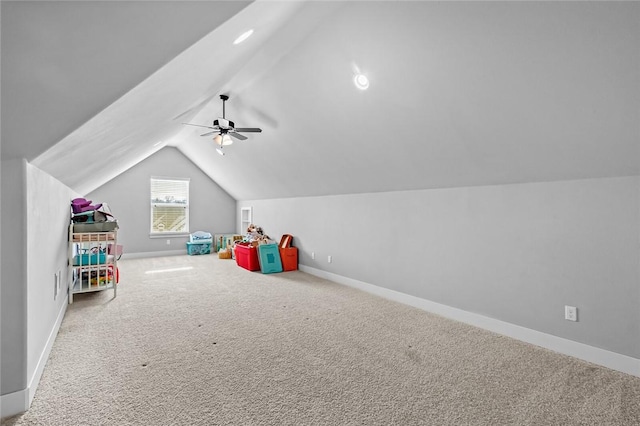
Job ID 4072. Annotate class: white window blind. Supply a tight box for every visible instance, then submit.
[150,177,189,234]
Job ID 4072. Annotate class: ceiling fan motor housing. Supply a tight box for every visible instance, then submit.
[214,118,234,129]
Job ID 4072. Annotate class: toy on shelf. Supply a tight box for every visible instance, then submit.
[70,199,118,232]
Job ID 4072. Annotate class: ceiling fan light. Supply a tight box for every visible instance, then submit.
[221,134,233,146]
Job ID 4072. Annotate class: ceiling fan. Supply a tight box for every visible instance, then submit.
[182,94,262,154]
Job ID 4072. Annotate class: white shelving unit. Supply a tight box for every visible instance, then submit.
[68,224,118,303]
[240,206,252,233]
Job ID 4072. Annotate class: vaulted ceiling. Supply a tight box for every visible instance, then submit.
[3,1,639,200]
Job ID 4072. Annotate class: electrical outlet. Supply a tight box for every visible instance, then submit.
[328,255,332,263]
[166,239,171,245]
[311,252,315,260]
[565,305,578,322]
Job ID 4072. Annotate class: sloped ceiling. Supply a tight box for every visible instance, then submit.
[4,1,639,200]
[1,0,251,159]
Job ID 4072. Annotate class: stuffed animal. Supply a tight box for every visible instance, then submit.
[245,224,271,244]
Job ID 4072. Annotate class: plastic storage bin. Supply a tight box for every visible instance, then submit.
[73,252,107,266]
[279,247,298,271]
[277,234,297,271]
[73,221,118,232]
[258,244,283,274]
[235,243,260,271]
[186,242,212,255]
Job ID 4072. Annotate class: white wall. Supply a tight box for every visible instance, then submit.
[1,159,27,396]
[1,162,73,418]
[87,147,236,256]
[239,176,640,360]
[25,163,72,398]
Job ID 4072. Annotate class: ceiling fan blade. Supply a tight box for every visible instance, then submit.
[234,127,262,133]
[200,131,219,137]
[229,132,248,141]
[182,123,216,130]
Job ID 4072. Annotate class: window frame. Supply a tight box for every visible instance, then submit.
[149,176,190,237]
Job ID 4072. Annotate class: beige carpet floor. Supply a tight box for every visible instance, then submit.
[4,254,640,425]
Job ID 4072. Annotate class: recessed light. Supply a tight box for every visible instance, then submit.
[234,29,254,45]
[354,73,369,90]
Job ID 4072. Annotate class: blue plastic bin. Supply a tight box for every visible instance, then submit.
[186,242,212,255]
[257,244,283,274]
[73,252,106,266]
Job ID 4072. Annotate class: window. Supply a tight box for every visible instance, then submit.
[150,177,189,234]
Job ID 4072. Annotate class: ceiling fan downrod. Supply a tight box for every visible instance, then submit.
[220,94,229,119]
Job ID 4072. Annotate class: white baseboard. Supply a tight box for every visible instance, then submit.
[1,388,29,420]
[28,299,68,404]
[299,265,640,378]
[2,297,68,419]
[121,249,186,259]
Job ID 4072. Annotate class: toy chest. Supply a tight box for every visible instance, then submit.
[186,242,212,255]
[258,244,283,274]
[278,234,297,271]
[235,243,260,271]
[188,231,212,255]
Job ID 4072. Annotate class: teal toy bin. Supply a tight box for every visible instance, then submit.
[73,251,106,266]
[186,242,212,255]
[258,244,283,274]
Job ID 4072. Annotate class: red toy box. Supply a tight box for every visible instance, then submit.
[279,247,298,271]
[235,242,260,271]
[278,234,298,271]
